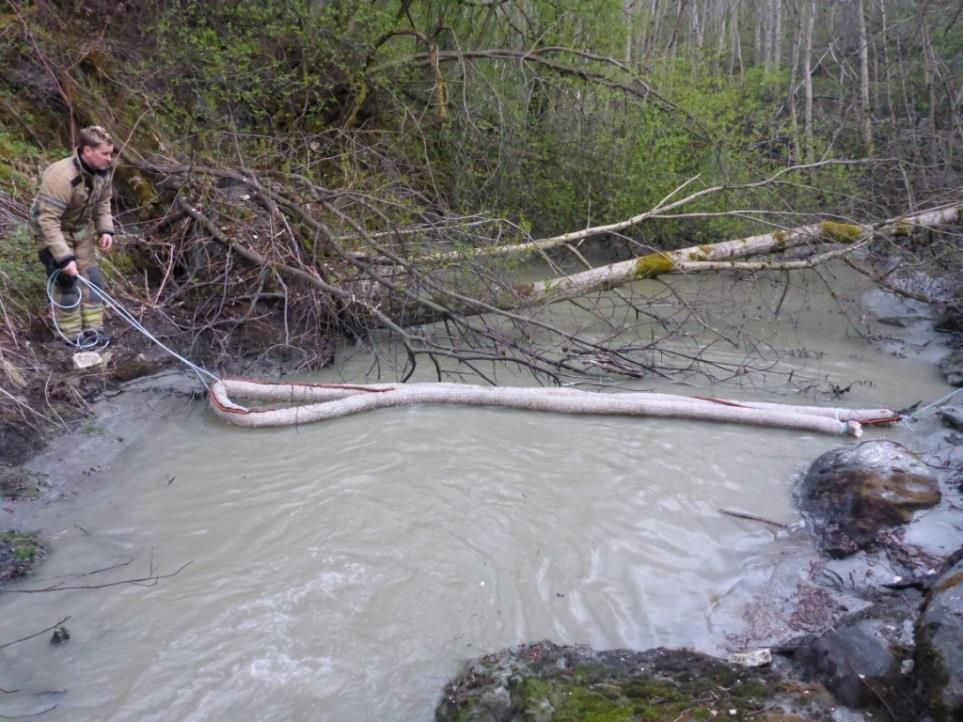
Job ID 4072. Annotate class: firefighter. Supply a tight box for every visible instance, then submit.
[31,125,116,347]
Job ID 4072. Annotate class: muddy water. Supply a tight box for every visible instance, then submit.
[1,271,956,721]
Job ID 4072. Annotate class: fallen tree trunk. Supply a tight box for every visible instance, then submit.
[146,159,961,329]
[515,204,963,302]
[350,203,963,327]
[209,378,898,435]
[318,202,963,327]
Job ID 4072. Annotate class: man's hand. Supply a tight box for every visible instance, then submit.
[62,260,79,276]
[98,233,113,251]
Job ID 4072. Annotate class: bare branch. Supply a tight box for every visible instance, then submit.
[4,562,192,593]
[0,617,70,650]
[412,159,881,264]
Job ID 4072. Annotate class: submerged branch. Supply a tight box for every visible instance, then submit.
[0,616,70,650]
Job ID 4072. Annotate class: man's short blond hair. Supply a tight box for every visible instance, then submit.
[77,125,114,151]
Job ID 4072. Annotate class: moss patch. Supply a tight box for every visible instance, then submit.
[0,530,46,581]
[893,217,913,237]
[437,642,834,722]
[819,221,864,244]
[635,252,675,279]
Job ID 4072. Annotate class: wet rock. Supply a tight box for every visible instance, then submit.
[797,441,941,558]
[938,405,963,431]
[935,302,963,334]
[915,558,963,721]
[0,468,47,500]
[436,640,841,722]
[0,421,44,467]
[788,592,920,713]
[110,357,162,383]
[938,349,963,386]
[798,622,895,708]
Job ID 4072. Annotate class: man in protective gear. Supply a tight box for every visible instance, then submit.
[31,125,116,348]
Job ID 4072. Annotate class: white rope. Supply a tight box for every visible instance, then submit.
[905,385,963,421]
[45,273,105,350]
[49,271,219,386]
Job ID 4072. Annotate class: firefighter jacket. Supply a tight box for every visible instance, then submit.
[31,152,114,264]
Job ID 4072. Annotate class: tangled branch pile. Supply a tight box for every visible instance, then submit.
[0,0,960,396]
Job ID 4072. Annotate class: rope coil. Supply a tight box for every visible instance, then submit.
[48,271,219,386]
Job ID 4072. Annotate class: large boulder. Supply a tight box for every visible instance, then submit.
[795,620,897,707]
[796,440,940,557]
[436,641,841,722]
[915,558,963,721]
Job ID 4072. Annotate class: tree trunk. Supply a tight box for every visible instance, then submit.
[729,0,743,76]
[919,0,938,136]
[762,0,773,74]
[803,0,816,162]
[857,0,874,154]
[772,0,782,73]
[623,0,634,64]
[513,205,962,305]
[879,0,897,129]
[788,8,801,156]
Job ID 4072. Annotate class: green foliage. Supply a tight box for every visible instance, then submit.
[0,222,44,313]
[0,468,45,500]
[421,55,858,246]
[0,125,34,196]
[0,530,42,565]
[147,0,397,140]
[0,0,884,263]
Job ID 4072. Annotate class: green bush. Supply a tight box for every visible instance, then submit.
[0,127,34,197]
[0,223,45,313]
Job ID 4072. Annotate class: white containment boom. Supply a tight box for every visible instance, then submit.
[208,378,901,436]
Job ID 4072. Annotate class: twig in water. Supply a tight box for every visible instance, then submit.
[3,561,192,593]
[0,705,59,718]
[0,616,71,651]
[719,508,789,529]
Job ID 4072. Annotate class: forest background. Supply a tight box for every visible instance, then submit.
[0,0,961,432]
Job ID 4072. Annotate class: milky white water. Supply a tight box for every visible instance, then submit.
[1,269,956,721]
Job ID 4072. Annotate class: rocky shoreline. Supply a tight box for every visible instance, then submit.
[434,299,963,721]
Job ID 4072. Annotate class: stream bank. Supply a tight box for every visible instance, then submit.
[0,271,960,721]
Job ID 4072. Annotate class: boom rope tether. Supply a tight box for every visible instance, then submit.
[904,386,963,422]
[49,271,219,387]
